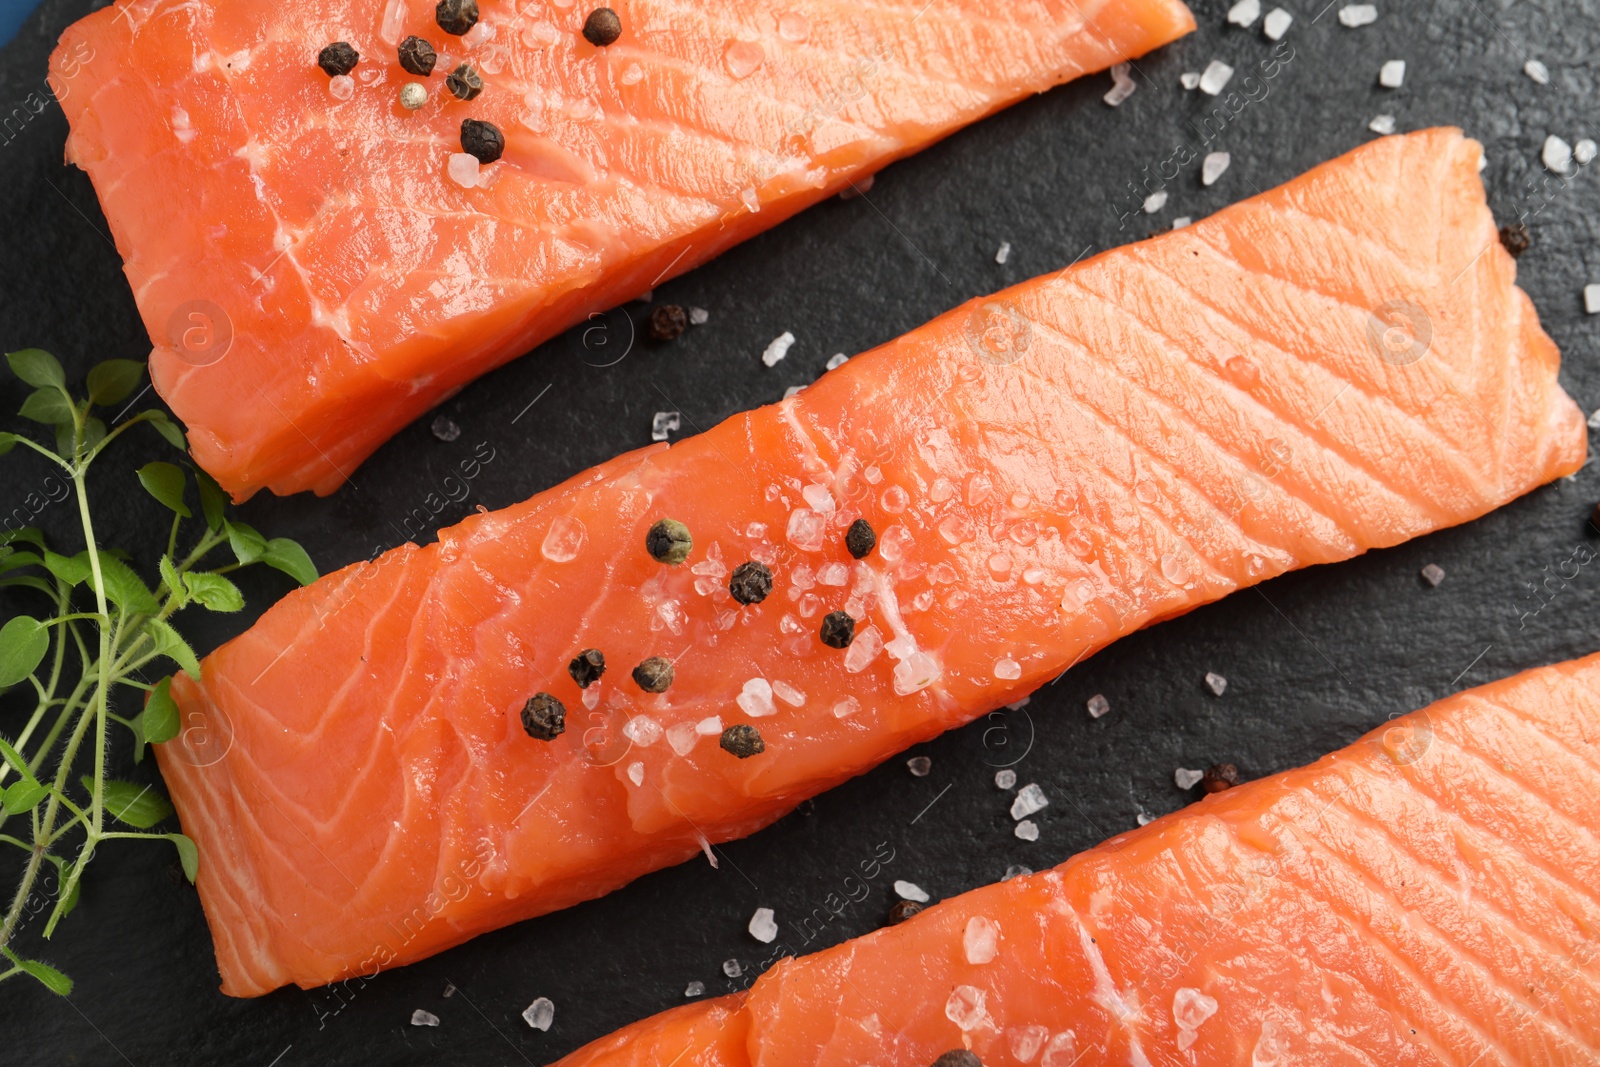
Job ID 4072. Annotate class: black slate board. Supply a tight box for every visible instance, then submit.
[3,0,1599,1062]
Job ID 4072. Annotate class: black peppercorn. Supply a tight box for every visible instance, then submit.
[632,656,674,693]
[460,118,504,164]
[1499,223,1531,258]
[435,0,479,35]
[568,649,605,688]
[845,518,877,559]
[819,610,855,649]
[520,693,566,741]
[1200,763,1240,794]
[720,723,765,758]
[582,7,622,46]
[728,561,773,605]
[886,899,923,925]
[931,1052,981,1067]
[446,63,484,101]
[398,35,438,76]
[317,42,360,77]
[648,304,689,342]
[645,518,693,564]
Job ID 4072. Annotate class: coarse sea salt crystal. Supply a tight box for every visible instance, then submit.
[802,483,835,512]
[623,715,662,746]
[737,678,776,717]
[412,1009,440,1026]
[1369,114,1397,135]
[1011,783,1049,819]
[749,907,779,943]
[995,241,1012,264]
[826,352,848,370]
[689,306,709,325]
[1103,62,1136,107]
[695,716,723,737]
[1198,59,1234,95]
[446,151,480,188]
[1524,59,1550,85]
[762,331,796,367]
[1262,7,1292,39]
[1421,562,1446,586]
[783,385,803,400]
[1338,4,1377,27]
[1011,1024,1050,1062]
[1202,152,1230,186]
[1544,135,1574,173]
[627,761,645,786]
[651,411,680,441]
[945,985,987,1031]
[1143,190,1168,213]
[1173,987,1219,1050]
[685,980,706,997]
[832,696,860,718]
[1180,71,1200,90]
[894,880,930,902]
[994,657,1022,680]
[995,768,1018,789]
[817,561,849,586]
[1014,819,1040,841]
[1136,811,1155,826]
[1227,0,1261,26]
[1205,671,1228,696]
[894,652,940,695]
[1379,59,1405,88]
[722,959,742,977]
[522,997,555,1030]
[1576,140,1598,165]
[771,680,806,706]
[787,507,826,552]
[844,625,884,672]
[1175,767,1205,790]
[964,916,1000,964]
[1087,693,1110,719]
[1588,408,1600,430]
[1585,284,1600,315]
[1172,216,1192,229]
[907,755,932,777]
[328,74,356,100]
[541,514,586,562]
[1003,864,1032,880]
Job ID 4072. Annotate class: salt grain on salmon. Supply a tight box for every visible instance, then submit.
[155,132,1586,996]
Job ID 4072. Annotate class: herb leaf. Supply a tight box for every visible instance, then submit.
[85,777,174,829]
[146,618,201,679]
[182,571,244,612]
[86,359,144,407]
[195,468,228,532]
[5,349,66,390]
[141,677,181,745]
[1,948,73,997]
[0,616,49,688]
[2,779,50,815]
[0,432,18,456]
[158,555,185,605]
[226,521,267,565]
[263,538,319,586]
[20,389,74,426]
[90,552,161,614]
[136,461,191,518]
[41,550,89,588]
[168,834,199,883]
[144,411,186,451]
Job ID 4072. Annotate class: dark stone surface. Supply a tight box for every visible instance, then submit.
[2,0,1599,1062]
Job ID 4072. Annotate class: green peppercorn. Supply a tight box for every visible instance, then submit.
[582,7,622,46]
[728,560,773,605]
[931,1052,981,1067]
[317,42,359,77]
[720,723,765,758]
[520,693,566,741]
[819,610,855,649]
[845,518,877,559]
[446,63,484,101]
[646,518,693,564]
[568,649,605,689]
[887,899,923,925]
[398,35,437,76]
[460,118,504,164]
[435,0,479,35]
[632,656,674,693]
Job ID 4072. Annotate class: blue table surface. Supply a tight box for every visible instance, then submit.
[1,0,44,45]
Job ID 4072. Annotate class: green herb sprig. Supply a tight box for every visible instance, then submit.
[0,349,315,994]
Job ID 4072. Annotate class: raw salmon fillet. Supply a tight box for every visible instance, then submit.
[47,0,1196,500]
[552,653,1600,1067]
[156,129,1586,996]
